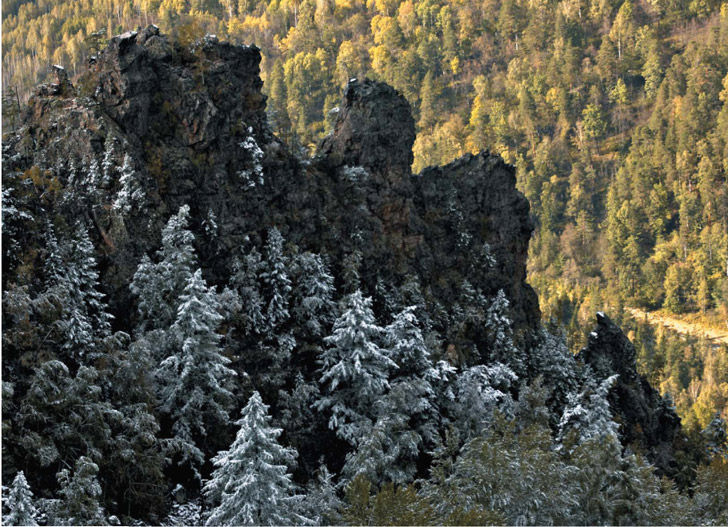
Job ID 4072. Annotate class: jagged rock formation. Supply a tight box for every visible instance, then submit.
[4,28,539,341]
[578,313,685,475]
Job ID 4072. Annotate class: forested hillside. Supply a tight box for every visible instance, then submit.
[3,0,728,429]
[2,26,726,524]
[2,1,728,524]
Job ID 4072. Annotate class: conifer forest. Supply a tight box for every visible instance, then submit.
[2,0,728,525]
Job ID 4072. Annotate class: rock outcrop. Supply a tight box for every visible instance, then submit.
[579,313,684,475]
[2,29,679,470]
[4,28,539,343]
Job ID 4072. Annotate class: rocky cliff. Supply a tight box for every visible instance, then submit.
[3,27,539,342]
[3,28,681,472]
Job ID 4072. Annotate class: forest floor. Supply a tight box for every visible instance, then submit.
[627,307,728,346]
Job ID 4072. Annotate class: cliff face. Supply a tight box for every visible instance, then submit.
[4,29,539,341]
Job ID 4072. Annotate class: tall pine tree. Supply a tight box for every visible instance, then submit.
[156,269,236,470]
[315,290,396,445]
[203,391,309,526]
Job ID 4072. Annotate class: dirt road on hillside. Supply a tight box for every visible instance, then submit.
[627,308,728,346]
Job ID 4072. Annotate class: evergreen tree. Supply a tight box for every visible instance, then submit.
[44,223,112,362]
[112,154,145,213]
[300,465,343,526]
[5,472,38,527]
[56,457,106,526]
[345,306,442,483]
[130,205,197,332]
[261,227,292,331]
[484,290,523,377]
[315,290,396,444]
[229,245,266,336]
[292,252,336,340]
[19,361,115,471]
[702,412,728,458]
[156,269,236,469]
[450,363,517,438]
[203,391,310,526]
[529,328,579,413]
[275,373,322,476]
[558,373,619,448]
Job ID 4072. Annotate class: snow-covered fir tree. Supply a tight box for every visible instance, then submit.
[315,290,396,445]
[292,252,336,339]
[702,413,727,458]
[203,391,309,526]
[346,306,441,483]
[451,362,517,438]
[384,306,440,429]
[229,245,266,336]
[275,373,321,468]
[261,227,292,331]
[529,328,579,412]
[56,457,106,526]
[342,416,403,484]
[341,250,362,293]
[83,158,103,203]
[130,205,197,332]
[484,290,523,377]
[46,224,112,361]
[202,208,218,239]
[17,360,135,476]
[558,373,620,448]
[101,137,116,187]
[4,471,38,526]
[112,154,145,213]
[2,185,33,269]
[300,465,343,526]
[156,269,236,471]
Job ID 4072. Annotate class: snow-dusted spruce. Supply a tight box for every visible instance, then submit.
[484,290,523,377]
[131,205,197,332]
[101,137,116,187]
[4,471,38,526]
[344,306,441,484]
[56,457,106,526]
[528,328,579,410]
[229,245,266,336]
[46,224,112,361]
[300,465,343,526]
[451,362,517,438]
[237,128,265,189]
[315,290,396,445]
[292,252,336,339]
[702,412,727,458]
[203,391,310,526]
[156,269,236,471]
[558,373,619,448]
[112,154,145,213]
[384,306,441,439]
[261,227,292,331]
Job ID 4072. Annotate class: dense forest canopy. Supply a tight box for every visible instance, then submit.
[2,0,728,525]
